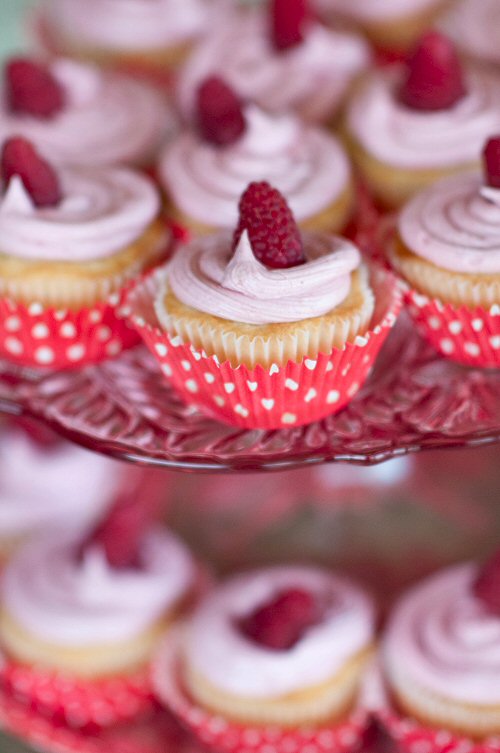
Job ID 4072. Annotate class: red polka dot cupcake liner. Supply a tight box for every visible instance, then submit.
[0,657,155,732]
[0,288,139,370]
[152,635,369,753]
[405,288,500,368]
[126,265,402,430]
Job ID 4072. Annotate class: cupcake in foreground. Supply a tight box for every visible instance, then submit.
[0,57,174,168]
[381,551,500,741]
[128,181,401,429]
[0,137,169,369]
[388,136,500,366]
[160,76,354,235]
[177,0,371,125]
[153,565,375,752]
[346,32,500,208]
[440,0,500,71]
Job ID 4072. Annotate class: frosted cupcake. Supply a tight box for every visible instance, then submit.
[440,0,500,71]
[160,77,354,235]
[346,32,500,208]
[0,137,169,368]
[0,57,174,168]
[382,551,500,738]
[177,0,371,125]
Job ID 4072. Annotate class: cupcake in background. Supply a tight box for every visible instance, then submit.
[153,564,375,753]
[0,57,175,169]
[345,32,500,208]
[160,76,354,235]
[440,0,500,71]
[177,0,371,125]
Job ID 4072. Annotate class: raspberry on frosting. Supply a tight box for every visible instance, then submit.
[473,549,500,616]
[196,76,246,147]
[1,137,62,208]
[5,58,65,120]
[483,136,500,189]
[271,0,310,51]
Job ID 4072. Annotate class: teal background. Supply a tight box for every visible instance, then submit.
[1,1,37,58]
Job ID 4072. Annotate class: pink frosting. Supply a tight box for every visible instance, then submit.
[441,0,500,67]
[158,230,361,325]
[347,66,500,169]
[314,0,442,22]
[383,562,500,705]
[2,527,196,645]
[399,172,500,274]
[160,105,351,228]
[44,0,209,52]
[0,165,161,262]
[0,59,174,168]
[185,565,374,698]
[177,8,371,123]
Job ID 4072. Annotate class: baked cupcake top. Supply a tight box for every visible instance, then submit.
[383,557,500,705]
[184,565,374,698]
[0,58,173,167]
[177,6,370,123]
[43,0,209,53]
[2,527,195,645]
[314,0,442,22]
[441,0,500,68]
[160,83,352,228]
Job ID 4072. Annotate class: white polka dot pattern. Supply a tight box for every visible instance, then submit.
[380,710,500,753]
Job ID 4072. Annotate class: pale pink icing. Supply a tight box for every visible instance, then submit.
[160,105,351,228]
[0,429,120,539]
[347,66,500,169]
[177,8,371,123]
[158,230,360,325]
[441,0,500,67]
[399,172,500,274]
[2,527,195,645]
[0,166,161,262]
[43,0,209,52]
[314,0,442,22]
[383,562,500,705]
[185,565,374,698]
[0,59,174,168]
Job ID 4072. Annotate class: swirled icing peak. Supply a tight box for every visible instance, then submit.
[398,171,500,274]
[383,562,500,705]
[161,229,360,325]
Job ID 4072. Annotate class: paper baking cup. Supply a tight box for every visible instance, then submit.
[0,287,139,370]
[126,265,402,430]
[405,288,500,368]
[0,658,154,731]
[152,635,368,753]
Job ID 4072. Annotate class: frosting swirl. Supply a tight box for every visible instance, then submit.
[441,0,500,68]
[160,105,351,228]
[314,0,442,22]
[0,165,160,262]
[399,172,500,274]
[383,563,500,705]
[177,9,371,123]
[161,230,360,325]
[2,527,195,645]
[185,565,374,698]
[347,67,500,169]
[0,60,174,168]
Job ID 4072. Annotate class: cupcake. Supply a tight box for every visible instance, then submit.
[129,181,401,429]
[177,0,371,125]
[0,57,174,169]
[388,136,500,367]
[345,32,500,208]
[160,76,354,235]
[0,137,169,369]
[382,551,500,740]
[153,565,375,752]
[440,0,500,71]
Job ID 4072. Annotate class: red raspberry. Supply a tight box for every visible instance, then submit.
[399,32,466,111]
[196,76,246,147]
[6,58,65,119]
[2,137,62,208]
[271,0,309,51]
[483,137,500,189]
[233,181,305,269]
[473,550,500,615]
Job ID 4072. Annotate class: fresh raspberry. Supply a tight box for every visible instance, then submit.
[399,32,466,111]
[271,0,309,51]
[483,137,500,189]
[5,58,65,119]
[473,550,500,615]
[196,76,246,147]
[237,588,323,650]
[233,181,305,268]
[2,137,62,208]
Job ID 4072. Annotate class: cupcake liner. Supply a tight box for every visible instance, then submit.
[152,634,368,753]
[126,264,402,430]
[0,286,139,370]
